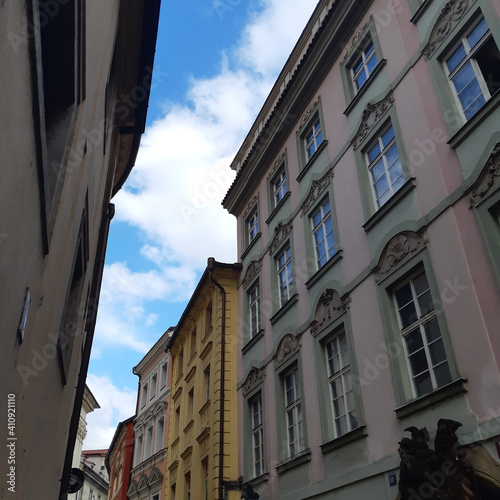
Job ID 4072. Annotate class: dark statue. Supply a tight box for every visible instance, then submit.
[241,483,260,500]
[397,419,478,500]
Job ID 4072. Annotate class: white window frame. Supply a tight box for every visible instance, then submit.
[160,360,168,390]
[325,332,357,438]
[303,114,323,162]
[140,383,148,408]
[443,15,495,121]
[154,416,165,454]
[365,123,404,209]
[272,167,287,208]
[247,208,259,244]
[350,37,378,93]
[284,368,303,458]
[248,282,261,338]
[311,197,335,269]
[392,269,451,398]
[251,395,265,477]
[276,245,293,307]
[150,373,157,400]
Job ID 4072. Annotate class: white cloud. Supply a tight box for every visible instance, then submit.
[84,375,137,450]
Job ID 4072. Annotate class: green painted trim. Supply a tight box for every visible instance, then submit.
[410,0,433,23]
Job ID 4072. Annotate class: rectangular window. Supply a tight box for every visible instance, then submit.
[150,374,157,400]
[205,301,213,332]
[393,269,452,397]
[311,198,335,269]
[178,350,184,379]
[185,472,191,500]
[276,245,293,307]
[202,458,209,500]
[444,15,500,120]
[190,328,197,359]
[134,434,143,466]
[140,383,148,408]
[248,282,261,338]
[304,114,323,161]
[160,361,168,389]
[272,167,287,207]
[284,368,303,457]
[247,208,259,244]
[325,332,358,438]
[251,396,265,477]
[188,388,194,421]
[171,484,176,500]
[204,366,210,402]
[175,406,180,437]
[365,123,404,208]
[144,425,153,459]
[155,417,165,453]
[350,38,378,92]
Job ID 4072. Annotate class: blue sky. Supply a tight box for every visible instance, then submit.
[85,0,319,449]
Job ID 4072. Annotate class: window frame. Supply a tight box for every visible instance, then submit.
[310,196,336,270]
[250,394,265,477]
[246,207,259,246]
[275,244,293,308]
[349,37,378,94]
[283,366,304,459]
[248,281,261,339]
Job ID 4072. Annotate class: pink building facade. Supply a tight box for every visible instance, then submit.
[223,0,500,499]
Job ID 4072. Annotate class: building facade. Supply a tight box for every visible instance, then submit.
[80,450,109,500]
[223,0,500,498]
[127,329,172,500]
[165,259,242,500]
[106,416,134,500]
[0,1,160,498]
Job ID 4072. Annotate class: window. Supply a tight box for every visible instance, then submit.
[444,15,500,120]
[248,282,261,338]
[272,167,287,208]
[175,407,180,437]
[205,301,213,332]
[190,328,197,359]
[247,208,259,244]
[325,332,358,438]
[365,123,404,208]
[304,114,323,162]
[134,434,143,466]
[311,198,335,269]
[150,374,157,400]
[188,388,194,421]
[251,396,265,477]
[160,360,168,389]
[155,417,165,453]
[171,484,176,500]
[204,366,210,402]
[276,245,293,307]
[202,458,209,500]
[140,383,148,408]
[393,269,452,397]
[178,350,184,379]
[350,38,378,92]
[284,368,303,457]
[185,472,191,500]
[144,425,153,459]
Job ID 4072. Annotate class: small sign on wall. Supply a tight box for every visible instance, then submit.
[17,287,30,343]
[388,472,398,487]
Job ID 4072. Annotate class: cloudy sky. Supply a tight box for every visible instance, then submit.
[85,0,319,449]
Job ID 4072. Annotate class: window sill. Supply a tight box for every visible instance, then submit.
[184,365,196,384]
[344,59,387,116]
[363,177,416,232]
[201,326,212,344]
[448,91,500,150]
[410,0,433,24]
[320,426,367,455]
[266,191,291,225]
[241,232,261,260]
[305,249,343,290]
[244,473,268,487]
[242,329,264,355]
[198,399,211,415]
[270,293,299,325]
[276,448,311,475]
[297,140,328,183]
[394,378,468,419]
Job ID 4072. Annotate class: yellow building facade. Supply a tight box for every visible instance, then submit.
[165,259,241,500]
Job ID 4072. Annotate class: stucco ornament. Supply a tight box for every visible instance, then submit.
[343,21,370,60]
[242,366,266,395]
[352,92,394,150]
[243,195,259,219]
[469,143,500,208]
[269,219,293,255]
[375,231,426,282]
[274,334,300,367]
[267,151,287,180]
[423,0,476,60]
[297,96,321,135]
[300,167,334,216]
[242,260,262,289]
[310,289,351,336]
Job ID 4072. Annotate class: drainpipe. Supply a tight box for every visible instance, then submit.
[207,257,226,500]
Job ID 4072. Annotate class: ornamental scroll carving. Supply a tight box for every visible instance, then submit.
[274,334,300,367]
[242,366,266,396]
[297,96,321,135]
[269,220,293,255]
[469,143,500,209]
[310,289,351,336]
[267,151,287,181]
[352,92,394,150]
[374,231,426,282]
[244,195,259,219]
[300,167,334,216]
[343,21,370,60]
[242,260,262,289]
[423,0,476,60]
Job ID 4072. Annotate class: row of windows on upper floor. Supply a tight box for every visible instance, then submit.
[244,11,500,251]
[246,264,455,480]
[133,411,166,468]
[140,358,169,409]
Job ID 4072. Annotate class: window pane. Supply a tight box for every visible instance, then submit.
[353,56,363,75]
[453,62,477,93]
[368,143,381,163]
[428,338,447,365]
[424,317,442,343]
[356,71,367,89]
[367,52,377,73]
[414,372,433,396]
[405,328,423,354]
[434,362,452,387]
[385,143,399,166]
[446,44,467,73]
[381,126,395,147]
[374,176,389,200]
[413,271,429,295]
[388,160,403,185]
[464,93,486,119]
[467,17,488,48]
[409,349,429,375]
[371,160,385,182]
[395,282,413,308]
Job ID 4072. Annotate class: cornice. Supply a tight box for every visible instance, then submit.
[269,220,293,255]
[300,167,334,216]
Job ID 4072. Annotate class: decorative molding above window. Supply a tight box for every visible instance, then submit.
[296,96,321,136]
[469,143,500,209]
[267,151,287,181]
[242,366,266,396]
[423,0,477,60]
[300,167,334,216]
[374,231,427,282]
[343,21,370,61]
[269,220,293,255]
[352,92,394,150]
[148,467,163,487]
[310,289,351,336]
[242,260,262,289]
[274,334,300,368]
[244,195,259,220]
